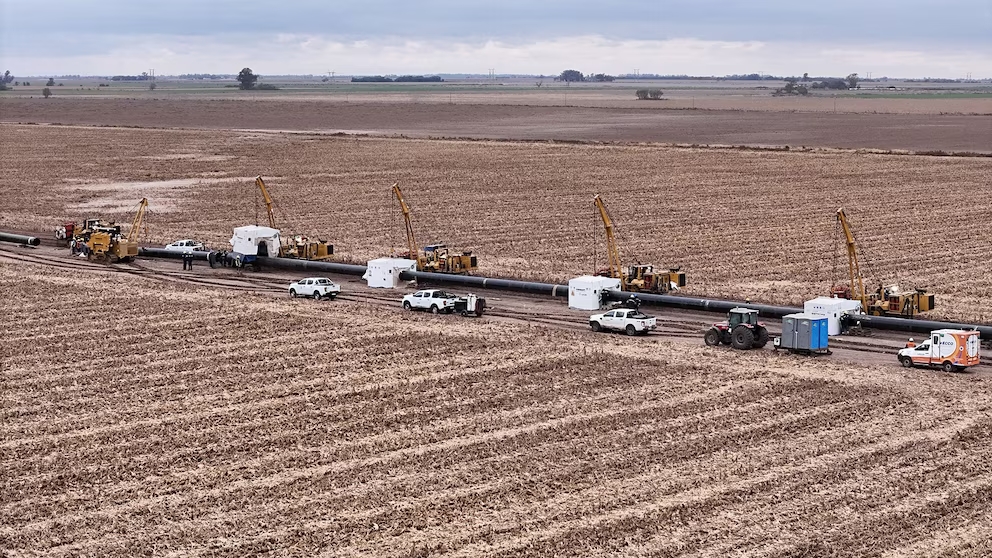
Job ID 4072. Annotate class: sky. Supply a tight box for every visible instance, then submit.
[1,0,990,78]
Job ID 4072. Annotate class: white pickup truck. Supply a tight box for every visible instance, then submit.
[402,289,460,314]
[589,308,657,336]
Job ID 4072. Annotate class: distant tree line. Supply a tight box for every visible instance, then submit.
[178,74,231,79]
[350,75,444,83]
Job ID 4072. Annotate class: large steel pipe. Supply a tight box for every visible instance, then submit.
[140,251,991,339]
[256,256,368,276]
[138,247,213,260]
[0,231,41,246]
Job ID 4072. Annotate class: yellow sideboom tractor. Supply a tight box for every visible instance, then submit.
[392,183,478,274]
[57,198,148,263]
[255,176,334,260]
[594,194,685,293]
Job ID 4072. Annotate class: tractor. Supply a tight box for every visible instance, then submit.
[704,308,769,350]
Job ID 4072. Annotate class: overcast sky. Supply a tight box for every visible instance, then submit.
[1,0,990,77]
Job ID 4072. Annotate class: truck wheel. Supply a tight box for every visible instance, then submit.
[753,327,769,348]
[289,289,297,298]
[431,305,439,314]
[590,321,602,332]
[899,356,913,368]
[731,326,755,350]
[625,325,637,336]
[403,301,411,310]
[942,361,955,373]
[704,328,720,346]
[313,292,322,300]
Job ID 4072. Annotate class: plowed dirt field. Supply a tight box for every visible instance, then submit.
[3,262,992,556]
[2,124,990,322]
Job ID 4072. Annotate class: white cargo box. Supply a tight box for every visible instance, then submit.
[229,225,281,257]
[568,275,622,311]
[363,258,417,288]
[804,296,863,335]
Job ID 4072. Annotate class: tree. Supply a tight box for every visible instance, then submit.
[149,82,156,90]
[802,72,809,82]
[237,67,258,90]
[559,69,584,82]
[46,77,55,87]
[42,87,52,98]
[2,71,12,84]
[846,73,859,89]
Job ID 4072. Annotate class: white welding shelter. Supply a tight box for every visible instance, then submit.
[804,296,864,335]
[229,225,281,257]
[363,257,417,288]
[568,275,622,311]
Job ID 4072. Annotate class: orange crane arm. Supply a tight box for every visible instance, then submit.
[255,176,277,230]
[837,208,868,310]
[126,198,149,243]
[392,183,419,262]
[594,195,623,280]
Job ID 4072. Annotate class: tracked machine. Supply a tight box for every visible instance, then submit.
[57,198,148,263]
[830,208,934,317]
[593,194,685,293]
[254,176,334,260]
[392,183,478,274]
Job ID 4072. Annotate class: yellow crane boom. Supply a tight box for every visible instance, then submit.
[126,198,149,243]
[594,194,623,281]
[836,208,868,311]
[255,176,277,230]
[392,183,419,263]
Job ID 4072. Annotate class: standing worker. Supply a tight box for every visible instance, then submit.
[182,250,193,271]
[905,338,916,349]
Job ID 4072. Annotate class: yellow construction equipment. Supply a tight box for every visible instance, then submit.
[69,198,147,263]
[254,176,334,260]
[594,194,685,293]
[830,208,934,317]
[392,183,478,274]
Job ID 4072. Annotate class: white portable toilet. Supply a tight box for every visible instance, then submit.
[363,258,417,288]
[229,225,281,259]
[804,296,864,335]
[568,275,622,311]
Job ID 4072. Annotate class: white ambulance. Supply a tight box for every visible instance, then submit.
[898,329,981,372]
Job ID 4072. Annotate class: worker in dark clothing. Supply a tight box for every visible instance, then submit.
[182,251,193,271]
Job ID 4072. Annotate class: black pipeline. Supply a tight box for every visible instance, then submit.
[0,231,41,246]
[136,251,991,339]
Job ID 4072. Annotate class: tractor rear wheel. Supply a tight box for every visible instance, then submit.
[731,326,755,350]
[704,328,720,346]
[753,327,769,348]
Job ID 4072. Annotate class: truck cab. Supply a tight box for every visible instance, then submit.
[898,329,980,372]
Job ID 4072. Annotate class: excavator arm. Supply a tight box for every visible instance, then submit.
[594,195,623,281]
[392,183,419,264]
[836,208,868,311]
[126,198,149,243]
[255,176,278,230]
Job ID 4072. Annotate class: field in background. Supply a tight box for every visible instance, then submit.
[2,124,991,323]
[3,262,992,556]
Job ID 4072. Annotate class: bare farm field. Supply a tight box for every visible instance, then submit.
[2,124,991,323]
[3,97,992,153]
[3,262,992,556]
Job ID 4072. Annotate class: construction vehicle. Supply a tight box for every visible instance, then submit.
[830,208,935,317]
[60,198,148,263]
[704,308,769,350]
[593,194,685,293]
[254,176,334,260]
[392,183,478,274]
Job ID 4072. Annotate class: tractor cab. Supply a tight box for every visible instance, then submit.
[728,307,761,329]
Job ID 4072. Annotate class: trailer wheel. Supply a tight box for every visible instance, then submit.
[704,328,720,346]
[899,356,913,368]
[590,321,602,333]
[625,325,637,336]
[942,361,955,373]
[461,310,468,317]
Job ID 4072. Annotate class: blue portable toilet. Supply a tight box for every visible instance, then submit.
[778,313,831,355]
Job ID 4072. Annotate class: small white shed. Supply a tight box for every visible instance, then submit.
[568,275,622,311]
[804,296,863,335]
[363,257,417,288]
[229,225,281,257]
